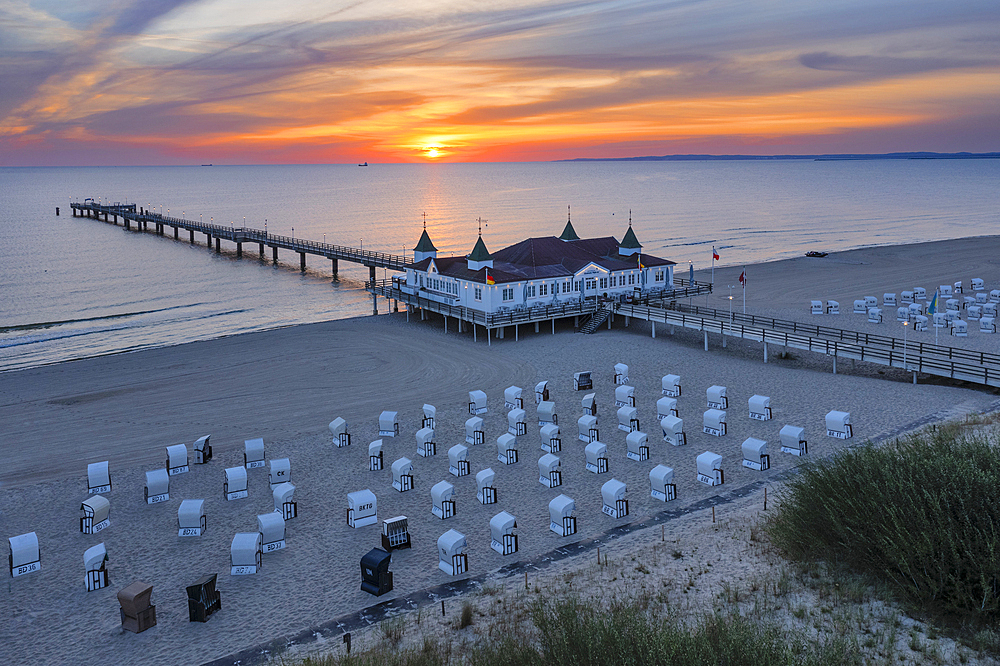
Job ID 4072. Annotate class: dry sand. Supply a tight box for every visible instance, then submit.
[2,236,999,666]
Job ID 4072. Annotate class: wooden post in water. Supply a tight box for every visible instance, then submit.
[215,237,220,253]
[300,252,306,271]
[236,242,242,258]
[259,242,264,258]
[272,246,278,264]
[189,230,195,243]
[331,258,338,277]
[370,266,377,314]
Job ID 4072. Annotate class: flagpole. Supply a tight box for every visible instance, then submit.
[742,265,746,314]
[710,247,715,307]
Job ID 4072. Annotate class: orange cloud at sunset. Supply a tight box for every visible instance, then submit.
[1,0,997,165]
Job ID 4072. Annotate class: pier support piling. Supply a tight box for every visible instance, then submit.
[764,342,768,363]
[704,330,709,351]
[215,237,220,253]
[652,322,655,338]
[259,243,264,258]
[331,258,338,277]
[300,252,307,271]
[174,227,178,239]
[236,242,242,258]
[272,246,278,264]
[369,266,376,314]
[189,230,195,243]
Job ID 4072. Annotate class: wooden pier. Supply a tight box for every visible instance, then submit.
[71,200,406,314]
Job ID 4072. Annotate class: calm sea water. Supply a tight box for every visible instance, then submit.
[2,160,998,371]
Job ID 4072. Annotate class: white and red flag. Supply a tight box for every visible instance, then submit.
[713,247,720,261]
[739,269,746,286]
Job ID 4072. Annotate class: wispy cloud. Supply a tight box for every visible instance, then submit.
[1,0,998,164]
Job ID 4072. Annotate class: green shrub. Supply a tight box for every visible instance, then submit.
[767,429,1000,622]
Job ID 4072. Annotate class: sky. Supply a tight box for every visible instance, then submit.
[1,0,998,165]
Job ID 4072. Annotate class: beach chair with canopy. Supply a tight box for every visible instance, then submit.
[193,435,212,464]
[422,404,436,430]
[662,374,681,397]
[329,417,350,447]
[537,401,557,426]
[741,437,770,471]
[826,300,839,315]
[360,548,393,596]
[449,444,470,477]
[951,319,968,337]
[954,281,964,294]
[897,306,910,322]
[230,533,261,575]
[549,495,577,536]
[940,284,953,297]
[707,385,728,409]
[574,371,593,391]
[909,302,924,317]
[976,292,989,305]
[416,426,436,458]
[779,425,808,456]
[540,423,561,453]
[748,395,771,421]
[585,441,609,474]
[269,458,290,487]
[497,433,518,465]
[578,414,599,442]
[825,411,852,439]
[914,315,928,331]
[696,451,724,486]
[166,444,189,475]
[431,481,456,519]
[508,408,527,436]
[9,532,40,577]
[703,409,727,436]
[504,386,523,410]
[981,317,996,333]
[901,291,913,304]
[378,411,399,437]
[535,381,550,404]
[538,453,562,487]
[258,512,286,552]
[581,392,597,416]
[626,430,649,462]
[469,390,488,415]
[178,499,206,536]
[273,482,297,519]
[883,293,896,307]
[649,465,676,502]
[615,385,636,407]
[84,543,109,591]
[244,438,265,469]
[914,287,926,301]
[381,516,410,551]
[617,405,639,432]
[867,307,882,323]
[968,305,982,320]
[810,300,822,314]
[369,440,383,471]
[186,574,222,622]
[88,461,112,494]
[490,512,518,555]
[466,416,485,445]
[933,312,948,327]
[985,303,998,318]
[864,295,878,309]
[946,298,960,313]
[614,363,629,384]
[661,415,686,446]
[347,489,378,529]
[392,458,413,492]
[224,466,248,500]
[144,469,169,504]
[601,479,628,519]
[118,581,157,632]
[973,278,985,291]
[964,296,977,310]
[657,396,678,421]
[853,299,866,314]
[476,468,497,504]
[81,495,111,534]
[991,290,1000,304]
[437,529,468,575]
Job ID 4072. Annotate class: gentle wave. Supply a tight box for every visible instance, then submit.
[0,303,201,333]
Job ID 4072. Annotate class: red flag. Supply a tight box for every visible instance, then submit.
[739,270,746,286]
[712,247,719,261]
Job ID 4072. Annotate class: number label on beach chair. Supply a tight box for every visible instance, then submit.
[231,565,257,576]
[179,527,202,537]
[14,562,41,577]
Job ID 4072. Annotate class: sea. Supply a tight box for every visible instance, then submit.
[2,160,998,372]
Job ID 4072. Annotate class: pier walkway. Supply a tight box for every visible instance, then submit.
[71,201,406,313]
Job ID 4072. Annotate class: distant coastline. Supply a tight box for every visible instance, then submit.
[557,151,1000,162]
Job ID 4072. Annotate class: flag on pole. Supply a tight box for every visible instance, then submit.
[739,269,746,287]
[713,247,719,261]
[927,289,938,314]
[486,267,495,285]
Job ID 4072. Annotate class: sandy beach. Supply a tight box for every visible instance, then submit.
[3,236,1000,666]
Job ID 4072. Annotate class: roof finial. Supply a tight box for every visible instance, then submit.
[629,209,632,227]
[477,216,488,237]
[422,211,426,230]
[568,205,571,224]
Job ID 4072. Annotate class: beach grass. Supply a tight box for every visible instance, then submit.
[766,426,1000,624]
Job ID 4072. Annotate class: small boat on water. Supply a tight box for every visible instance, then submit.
[358,162,368,167]
[805,251,828,258]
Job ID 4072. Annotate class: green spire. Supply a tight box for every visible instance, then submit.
[468,235,492,262]
[620,213,641,249]
[414,229,437,253]
[559,205,580,241]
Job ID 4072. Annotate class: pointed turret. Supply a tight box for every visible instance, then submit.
[467,235,493,271]
[619,213,642,257]
[413,213,438,263]
[559,205,580,241]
